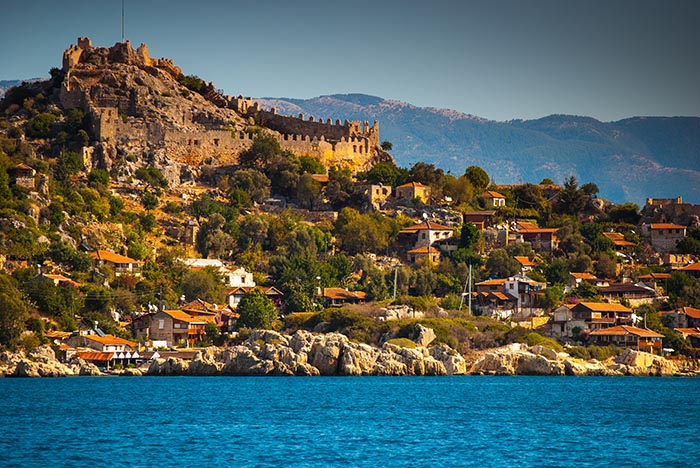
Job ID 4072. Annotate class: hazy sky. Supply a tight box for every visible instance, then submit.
[2,0,698,121]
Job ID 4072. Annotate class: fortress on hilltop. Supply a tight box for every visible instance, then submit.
[59,38,387,172]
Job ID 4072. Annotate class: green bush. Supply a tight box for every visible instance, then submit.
[386,338,417,348]
[520,332,563,352]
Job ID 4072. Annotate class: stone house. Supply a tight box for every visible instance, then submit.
[11,163,36,190]
[395,182,431,204]
[462,211,497,231]
[646,223,686,253]
[358,183,392,210]
[660,307,700,329]
[135,310,213,348]
[397,220,454,264]
[516,227,560,253]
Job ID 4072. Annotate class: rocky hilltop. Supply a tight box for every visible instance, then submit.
[48,38,385,182]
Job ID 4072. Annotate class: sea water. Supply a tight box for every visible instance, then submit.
[0,376,697,467]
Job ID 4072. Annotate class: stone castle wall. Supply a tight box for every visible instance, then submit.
[60,38,385,174]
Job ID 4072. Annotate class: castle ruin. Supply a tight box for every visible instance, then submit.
[59,38,387,173]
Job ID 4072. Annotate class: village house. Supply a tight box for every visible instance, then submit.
[514,256,536,273]
[358,183,392,210]
[179,258,256,288]
[599,283,657,306]
[589,325,664,354]
[397,220,454,264]
[471,290,518,320]
[395,182,431,204]
[673,327,700,347]
[11,162,36,190]
[660,307,700,329]
[91,250,142,277]
[645,223,686,253]
[516,226,560,253]
[482,190,506,207]
[474,275,545,318]
[603,231,636,251]
[321,288,367,307]
[226,286,284,309]
[570,302,634,333]
[407,245,441,264]
[567,272,608,290]
[27,272,81,288]
[66,333,137,353]
[462,211,497,231]
[638,273,672,293]
[133,309,214,348]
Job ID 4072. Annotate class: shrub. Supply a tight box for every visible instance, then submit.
[520,332,563,352]
[386,338,417,348]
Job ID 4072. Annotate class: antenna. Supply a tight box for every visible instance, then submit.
[121,0,125,42]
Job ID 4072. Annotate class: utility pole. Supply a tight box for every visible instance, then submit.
[393,266,398,299]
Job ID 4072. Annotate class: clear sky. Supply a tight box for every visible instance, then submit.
[2,0,698,122]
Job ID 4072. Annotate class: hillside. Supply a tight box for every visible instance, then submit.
[256,94,700,204]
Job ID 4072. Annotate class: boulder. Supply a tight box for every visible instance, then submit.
[339,342,378,376]
[70,358,103,376]
[412,324,436,347]
[28,345,57,363]
[12,359,72,378]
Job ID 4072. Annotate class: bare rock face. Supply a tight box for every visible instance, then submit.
[613,349,678,376]
[12,359,73,378]
[188,347,224,375]
[28,345,57,363]
[148,357,190,375]
[70,358,103,376]
[430,344,468,375]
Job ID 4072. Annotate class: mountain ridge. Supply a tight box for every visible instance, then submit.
[256,94,700,204]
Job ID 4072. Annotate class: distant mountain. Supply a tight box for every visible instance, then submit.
[0,79,43,98]
[257,94,700,204]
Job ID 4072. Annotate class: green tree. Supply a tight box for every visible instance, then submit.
[555,176,588,215]
[380,141,393,151]
[181,267,226,303]
[541,284,565,310]
[607,202,641,225]
[237,289,277,329]
[464,166,490,193]
[0,274,30,349]
[229,168,271,204]
[485,249,520,278]
[361,161,405,187]
[459,222,480,249]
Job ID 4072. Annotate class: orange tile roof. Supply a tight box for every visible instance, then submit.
[602,232,635,246]
[575,302,633,313]
[679,263,700,271]
[483,190,506,199]
[399,220,453,233]
[519,227,559,234]
[589,325,663,338]
[91,250,140,264]
[396,181,430,189]
[570,272,598,280]
[476,278,507,286]
[514,256,536,267]
[84,334,137,347]
[674,328,700,338]
[311,174,329,184]
[16,163,34,171]
[639,273,672,280]
[322,288,367,300]
[76,351,114,361]
[650,223,686,230]
[407,246,441,254]
[163,310,202,323]
[676,307,700,319]
[517,221,539,230]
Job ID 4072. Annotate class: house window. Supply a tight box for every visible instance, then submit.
[158,319,165,330]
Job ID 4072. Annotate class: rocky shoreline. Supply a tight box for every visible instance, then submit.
[0,328,691,378]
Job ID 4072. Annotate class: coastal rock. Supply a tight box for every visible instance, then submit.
[28,345,57,363]
[430,344,468,375]
[339,342,378,375]
[148,357,190,375]
[189,347,224,375]
[12,359,73,377]
[70,358,103,376]
[613,350,678,376]
[0,350,25,376]
[308,333,346,375]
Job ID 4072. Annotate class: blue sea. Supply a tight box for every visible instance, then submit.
[0,376,697,467]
